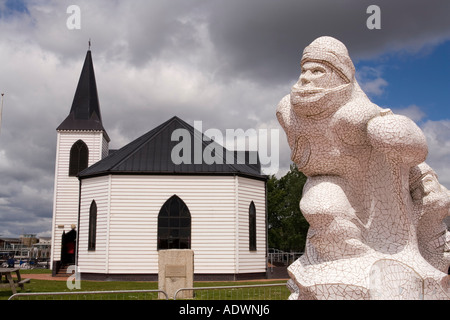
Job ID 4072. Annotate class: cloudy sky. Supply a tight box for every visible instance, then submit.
[0,0,449,238]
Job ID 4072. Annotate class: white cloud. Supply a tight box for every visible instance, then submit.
[392,105,427,123]
[376,105,449,188]
[356,66,388,97]
[421,119,450,189]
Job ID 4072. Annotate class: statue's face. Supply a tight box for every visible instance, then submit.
[295,61,346,96]
[290,61,351,117]
[301,62,330,88]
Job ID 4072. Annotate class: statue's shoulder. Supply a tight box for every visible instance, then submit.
[367,109,428,164]
[331,101,380,146]
[276,94,291,114]
[276,94,293,129]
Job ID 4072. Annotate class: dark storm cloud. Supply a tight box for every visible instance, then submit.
[205,0,450,85]
[18,0,450,85]
[122,0,206,66]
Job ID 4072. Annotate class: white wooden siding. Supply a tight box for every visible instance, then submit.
[78,176,110,273]
[51,131,108,265]
[237,176,267,273]
[109,175,236,274]
[77,174,266,276]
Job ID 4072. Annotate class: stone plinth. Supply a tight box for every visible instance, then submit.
[158,249,194,299]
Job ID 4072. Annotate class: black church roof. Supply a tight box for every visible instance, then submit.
[57,50,109,141]
[78,116,265,180]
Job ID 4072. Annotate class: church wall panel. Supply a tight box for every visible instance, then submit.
[51,131,108,265]
[77,175,110,273]
[237,177,267,273]
[101,175,236,274]
[76,174,267,277]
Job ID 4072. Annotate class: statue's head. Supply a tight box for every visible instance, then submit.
[291,36,356,118]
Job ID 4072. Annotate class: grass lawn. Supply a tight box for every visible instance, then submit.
[1,269,289,300]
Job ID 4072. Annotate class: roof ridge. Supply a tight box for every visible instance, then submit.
[78,117,175,175]
[78,116,263,178]
[200,130,259,172]
[108,116,182,171]
[182,119,257,172]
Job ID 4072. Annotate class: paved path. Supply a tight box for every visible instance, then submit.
[21,273,68,281]
[22,272,288,282]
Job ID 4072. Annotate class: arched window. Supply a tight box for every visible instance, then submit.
[69,140,89,176]
[249,201,256,251]
[158,195,191,250]
[88,200,97,251]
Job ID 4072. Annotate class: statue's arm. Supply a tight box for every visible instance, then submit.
[276,94,298,151]
[367,112,428,165]
[276,94,292,132]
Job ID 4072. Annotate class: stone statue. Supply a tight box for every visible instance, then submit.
[276,36,450,300]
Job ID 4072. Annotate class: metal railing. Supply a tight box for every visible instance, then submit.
[174,283,289,300]
[268,250,303,266]
[9,289,169,300]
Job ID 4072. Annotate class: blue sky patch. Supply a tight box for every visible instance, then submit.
[1,0,29,18]
[356,40,450,122]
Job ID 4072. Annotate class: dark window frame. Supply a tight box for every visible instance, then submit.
[249,201,257,251]
[69,140,89,176]
[88,200,97,251]
[157,195,191,250]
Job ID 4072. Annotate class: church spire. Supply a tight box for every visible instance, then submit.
[57,49,108,137]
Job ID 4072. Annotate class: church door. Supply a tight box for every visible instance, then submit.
[61,229,76,266]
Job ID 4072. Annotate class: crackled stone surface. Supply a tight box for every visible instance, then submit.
[277,36,450,300]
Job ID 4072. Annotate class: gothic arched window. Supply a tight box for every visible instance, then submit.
[88,200,97,251]
[249,201,257,251]
[158,195,191,250]
[69,140,89,176]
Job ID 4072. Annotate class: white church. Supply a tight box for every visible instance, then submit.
[50,49,268,280]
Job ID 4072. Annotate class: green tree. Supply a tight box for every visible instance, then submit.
[267,164,309,252]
